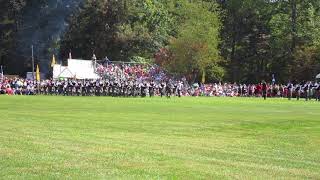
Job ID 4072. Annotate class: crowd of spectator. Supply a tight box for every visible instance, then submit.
[1,77,320,101]
[96,63,168,82]
[198,82,320,100]
[1,62,320,100]
[0,78,37,95]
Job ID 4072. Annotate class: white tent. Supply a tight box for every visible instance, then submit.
[68,59,99,79]
[316,73,320,79]
[53,65,74,79]
[52,59,100,79]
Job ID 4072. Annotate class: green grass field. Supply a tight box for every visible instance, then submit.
[0,96,320,179]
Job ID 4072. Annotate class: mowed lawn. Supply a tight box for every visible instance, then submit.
[0,96,320,179]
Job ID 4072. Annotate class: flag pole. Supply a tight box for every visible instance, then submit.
[31,45,35,81]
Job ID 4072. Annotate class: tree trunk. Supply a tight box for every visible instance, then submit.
[230,13,237,82]
[290,0,297,79]
[291,0,297,54]
[201,69,206,83]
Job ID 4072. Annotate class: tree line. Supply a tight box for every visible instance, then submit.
[1,0,320,83]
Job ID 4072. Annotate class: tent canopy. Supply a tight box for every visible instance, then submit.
[68,59,99,79]
[52,59,100,79]
[53,65,74,79]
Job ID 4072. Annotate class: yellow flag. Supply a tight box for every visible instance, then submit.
[51,54,56,67]
[36,65,40,81]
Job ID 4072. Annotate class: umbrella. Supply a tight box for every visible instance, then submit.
[316,73,320,79]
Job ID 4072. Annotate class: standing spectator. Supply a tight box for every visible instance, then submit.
[295,83,301,100]
[262,81,267,100]
[287,81,293,100]
[304,81,312,101]
[316,83,320,101]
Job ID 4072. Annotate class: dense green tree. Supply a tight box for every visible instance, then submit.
[217,0,320,83]
[269,0,320,81]
[0,0,25,74]
[1,0,320,82]
[166,1,222,83]
[217,0,275,83]
[60,0,173,62]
